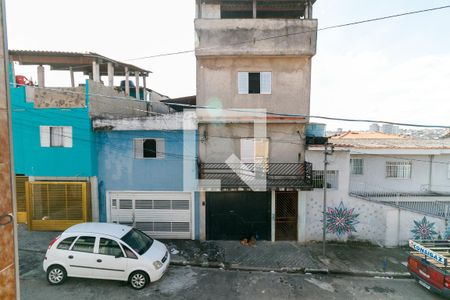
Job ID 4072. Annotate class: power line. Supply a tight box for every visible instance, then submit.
[12,120,198,161]
[124,4,450,62]
[13,84,450,129]
[20,84,421,132]
[165,102,450,129]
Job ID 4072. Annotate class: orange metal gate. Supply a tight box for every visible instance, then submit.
[26,181,91,231]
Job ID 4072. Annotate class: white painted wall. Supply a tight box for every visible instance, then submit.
[303,192,446,246]
[305,150,350,193]
[304,148,450,246]
[348,153,450,193]
[431,154,450,193]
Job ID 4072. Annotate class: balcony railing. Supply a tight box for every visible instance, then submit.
[199,162,313,191]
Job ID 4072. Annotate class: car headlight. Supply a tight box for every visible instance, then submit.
[153,261,163,270]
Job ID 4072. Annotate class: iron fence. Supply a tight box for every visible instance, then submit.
[200,162,313,190]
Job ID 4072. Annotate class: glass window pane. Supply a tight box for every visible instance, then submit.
[122,244,138,259]
[99,238,123,257]
[143,139,157,158]
[248,72,260,94]
[71,236,96,253]
[57,236,76,250]
[50,127,64,147]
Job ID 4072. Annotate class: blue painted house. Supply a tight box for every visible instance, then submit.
[9,50,158,230]
[94,113,199,239]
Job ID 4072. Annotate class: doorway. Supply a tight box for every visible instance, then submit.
[275,191,298,241]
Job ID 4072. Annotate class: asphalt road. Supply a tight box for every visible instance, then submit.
[19,249,444,300]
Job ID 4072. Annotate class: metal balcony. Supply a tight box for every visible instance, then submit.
[199,162,313,191]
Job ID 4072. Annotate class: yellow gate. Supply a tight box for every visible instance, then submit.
[15,176,28,223]
[26,181,91,231]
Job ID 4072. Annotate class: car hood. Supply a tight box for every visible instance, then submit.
[141,240,167,261]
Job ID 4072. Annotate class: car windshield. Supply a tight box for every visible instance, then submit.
[120,228,154,255]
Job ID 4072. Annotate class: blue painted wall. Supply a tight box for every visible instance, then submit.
[10,83,97,177]
[96,130,200,239]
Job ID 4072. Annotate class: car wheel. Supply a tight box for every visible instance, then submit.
[47,265,67,285]
[129,271,149,290]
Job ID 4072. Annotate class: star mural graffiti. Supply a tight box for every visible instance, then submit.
[325,201,359,236]
[411,216,437,240]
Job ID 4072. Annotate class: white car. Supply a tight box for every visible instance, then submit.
[43,222,170,290]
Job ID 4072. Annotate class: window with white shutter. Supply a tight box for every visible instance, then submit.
[134,138,165,159]
[260,72,272,94]
[63,126,73,148]
[240,138,255,163]
[237,71,272,95]
[40,126,72,148]
[240,138,269,164]
[238,72,249,94]
[40,126,50,147]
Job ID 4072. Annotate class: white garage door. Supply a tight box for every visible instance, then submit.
[109,192,192,239]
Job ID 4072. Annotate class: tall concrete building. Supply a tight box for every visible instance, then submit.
[369,123,380,132]
[195,0,317,241]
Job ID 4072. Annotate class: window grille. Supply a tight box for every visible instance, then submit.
[350,158,364,175]
[386,161,412,179]
[312,170,339,189]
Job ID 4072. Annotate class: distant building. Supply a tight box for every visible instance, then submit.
[381,123,394,134]
[369,123,380,132]
[392,125,400,135]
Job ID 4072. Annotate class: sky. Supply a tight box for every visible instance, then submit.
[5,0,450,131]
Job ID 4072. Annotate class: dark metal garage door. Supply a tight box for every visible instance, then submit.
[206,192,271,240]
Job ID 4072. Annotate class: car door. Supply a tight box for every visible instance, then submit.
[66,235,98,278]
[94,237,128,281]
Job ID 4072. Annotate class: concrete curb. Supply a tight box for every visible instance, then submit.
[305,268,412,279]
[170,259,411,278]
[19,248,46,254]
[19,250,411,279]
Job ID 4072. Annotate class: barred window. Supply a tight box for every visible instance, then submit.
[386,161,412,179]
[312,170,339,189]
[350,158,364,175]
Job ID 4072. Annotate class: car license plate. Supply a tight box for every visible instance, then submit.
[418,280,431,290]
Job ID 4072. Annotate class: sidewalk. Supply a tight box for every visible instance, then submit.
[18,225,410,277]
[163,239,410,277]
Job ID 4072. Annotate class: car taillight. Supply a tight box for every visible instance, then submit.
[408,257,418,269]
[444,276,450,288]
[48,236,60,250]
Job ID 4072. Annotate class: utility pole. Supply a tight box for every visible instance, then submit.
[322,143,333,256]
[0,0,20,298]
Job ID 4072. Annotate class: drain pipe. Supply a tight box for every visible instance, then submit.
[428,155,434,192]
